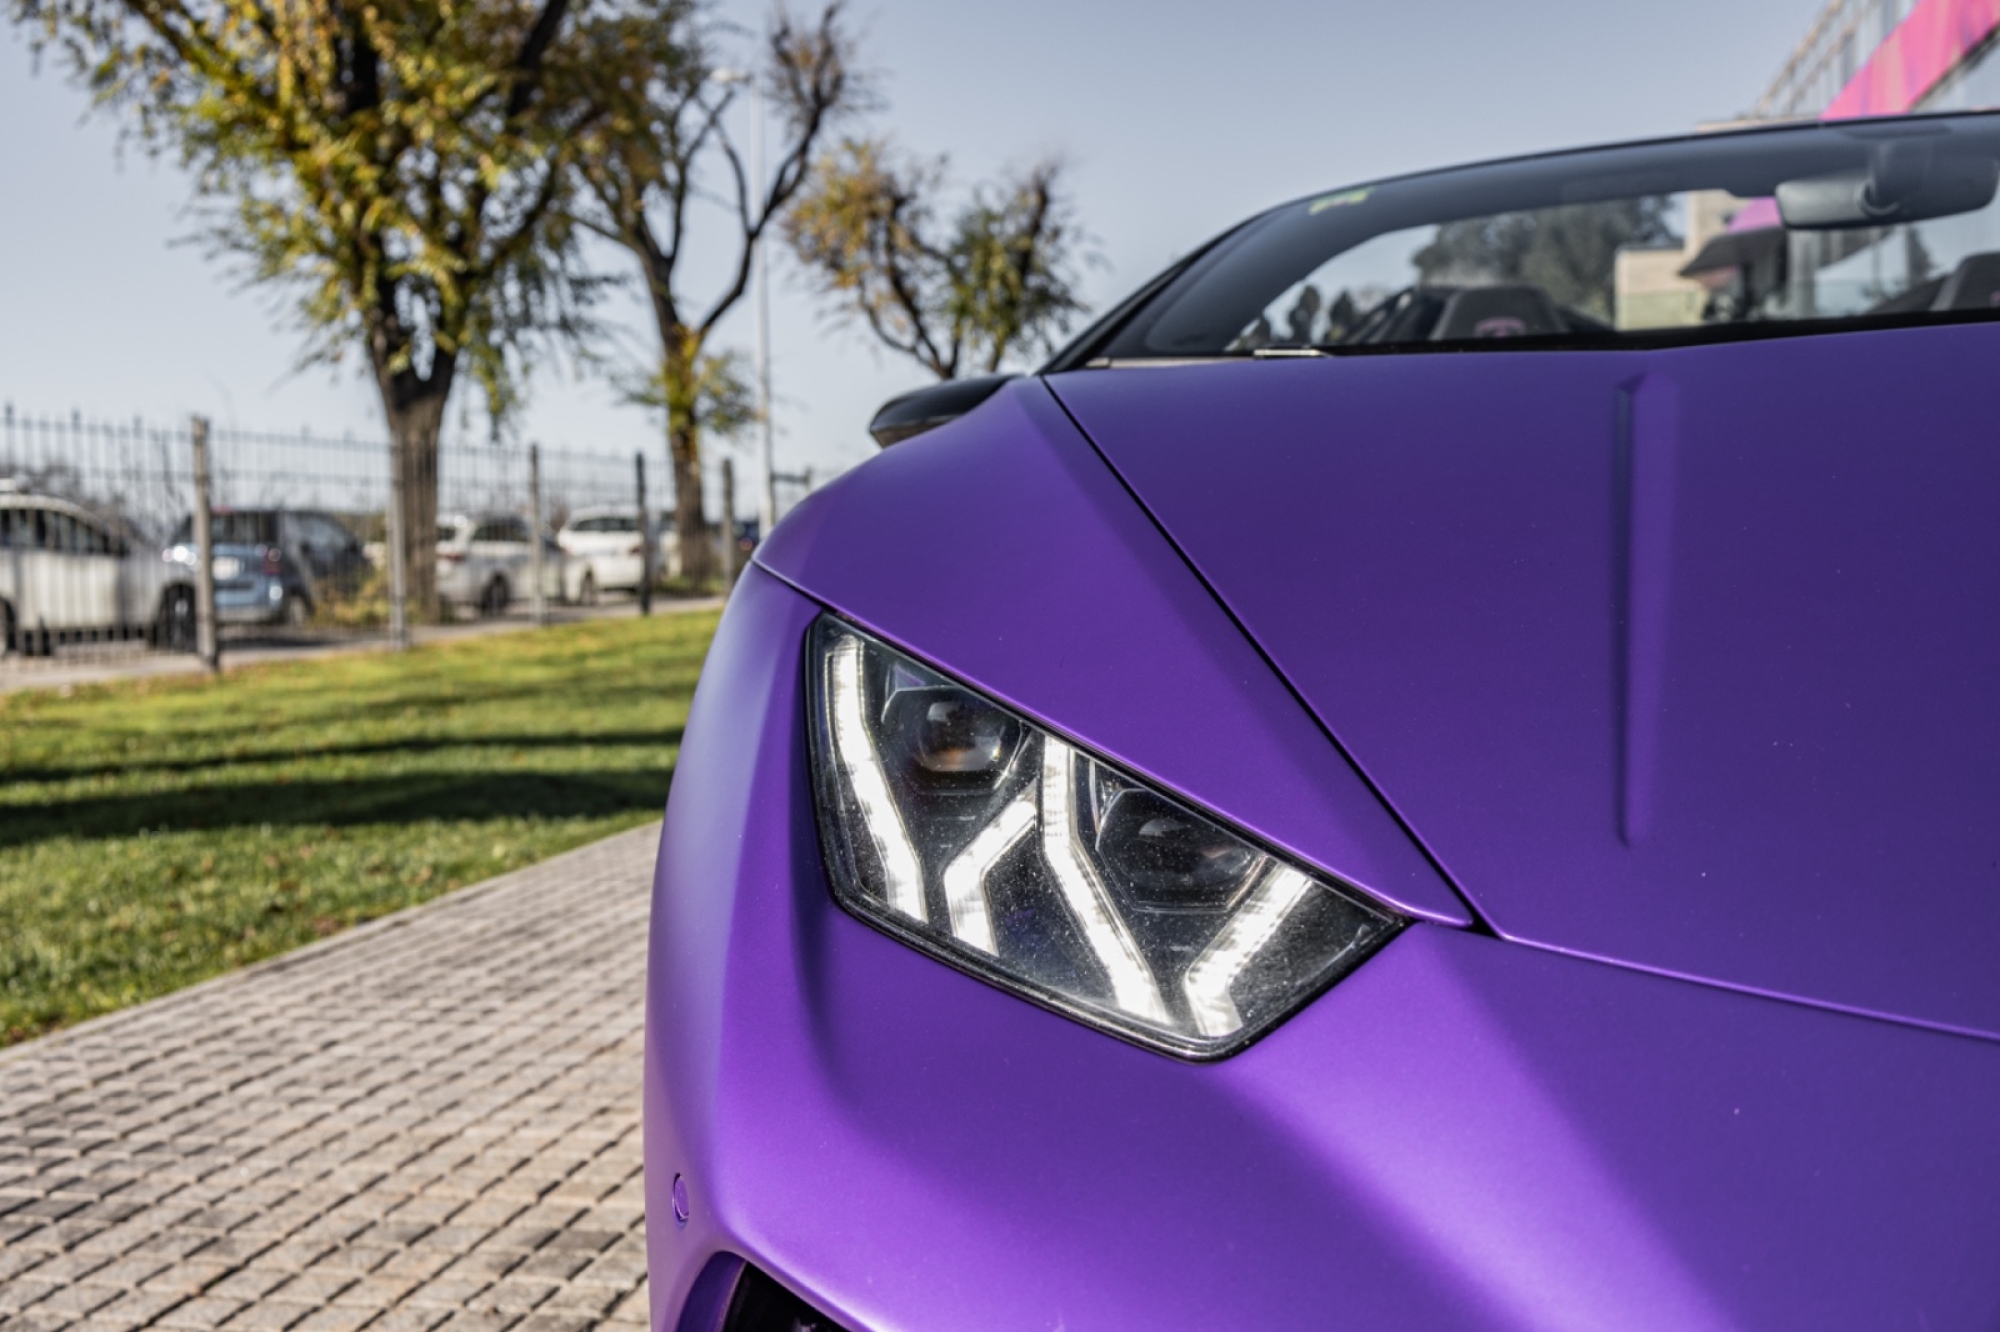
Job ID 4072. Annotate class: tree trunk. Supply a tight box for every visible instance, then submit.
[662,335,715,585]
[670,416,714,585]
[374,357,456,621]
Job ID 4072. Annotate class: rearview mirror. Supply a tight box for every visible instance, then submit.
[867,374,1016,448]
[1778,142,2000,230]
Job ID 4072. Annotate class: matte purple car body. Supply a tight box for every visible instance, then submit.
[649,182,2000,1331]
[1054,325,2000,1042]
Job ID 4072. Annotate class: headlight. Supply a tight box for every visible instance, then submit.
[806,618,1407,1059]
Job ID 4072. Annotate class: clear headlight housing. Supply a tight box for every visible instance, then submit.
[806,618,1407,1059]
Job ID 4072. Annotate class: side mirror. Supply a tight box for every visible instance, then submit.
[867,374,1016,448]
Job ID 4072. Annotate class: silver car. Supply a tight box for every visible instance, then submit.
[0,483,169,656]
[436,512,567,616]
[556,506,678,603]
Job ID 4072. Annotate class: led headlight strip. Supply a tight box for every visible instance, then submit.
[809,618,1406,1058]
[826,631,927,921]
[1039,738,1171,1023]
[1182,864,1317,1038]
[941,792,1035,954]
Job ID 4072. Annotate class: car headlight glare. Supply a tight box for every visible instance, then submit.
[807,618,1407,1058]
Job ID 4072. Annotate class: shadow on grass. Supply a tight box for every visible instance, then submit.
[2,728,685,785]
[0,768,675,849]
[319,677,695,716]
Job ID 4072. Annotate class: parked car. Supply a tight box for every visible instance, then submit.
[650,111,2000,1327]
[436,512,566,616]
[556,507,678,603]
[161,507,367,637]
[0,482,167,655]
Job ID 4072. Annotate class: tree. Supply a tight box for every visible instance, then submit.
[784,137,1089,381]
[12,0,618,617]
[1413,199,1679,320]
[572,2,856,584]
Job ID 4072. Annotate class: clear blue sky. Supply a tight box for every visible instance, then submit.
[0,0,1827,513]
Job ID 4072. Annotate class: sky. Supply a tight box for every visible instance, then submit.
[0,0,1831,516]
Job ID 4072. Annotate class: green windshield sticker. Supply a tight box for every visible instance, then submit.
[1308,188,1371,214]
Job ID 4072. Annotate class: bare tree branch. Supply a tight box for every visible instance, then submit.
[785,137,1087,381]
[505,0,573,120]
[564,1,861,581]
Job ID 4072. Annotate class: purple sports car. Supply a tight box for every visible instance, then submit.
[649,111,2000,1330]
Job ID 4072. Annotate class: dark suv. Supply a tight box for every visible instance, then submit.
[162,508,367,637]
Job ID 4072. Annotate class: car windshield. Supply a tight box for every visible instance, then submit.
[1095,112,2000,359]
[170,511,278,546]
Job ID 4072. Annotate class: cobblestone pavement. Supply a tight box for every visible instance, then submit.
[0,823,661,1332]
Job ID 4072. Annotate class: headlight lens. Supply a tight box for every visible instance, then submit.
[806,618,1407,1059]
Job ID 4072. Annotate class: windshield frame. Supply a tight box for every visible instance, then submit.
[1046,110,2000,368]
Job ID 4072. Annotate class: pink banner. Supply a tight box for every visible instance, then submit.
[1825,0,2000,117]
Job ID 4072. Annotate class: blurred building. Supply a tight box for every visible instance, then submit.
[1757,0,2000,120]
[1612,1,2000,331]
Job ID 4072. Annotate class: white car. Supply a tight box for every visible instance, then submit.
[555,507,678,603]
[436,512,567,616]
[0,483,170,656]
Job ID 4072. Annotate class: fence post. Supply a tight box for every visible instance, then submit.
[189,415,221,674]
[635,452,652,617]
[528,442,548,627]
[385,430,409,650]
[720,457,737,591]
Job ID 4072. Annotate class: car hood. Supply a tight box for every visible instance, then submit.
[755,379,1470,925]
[1048,324,2000,1042]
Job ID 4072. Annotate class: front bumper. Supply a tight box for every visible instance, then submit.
[435,563,476,604]
[577,551,646,590]
[214,575,290,623]
[648,566,2000,1332]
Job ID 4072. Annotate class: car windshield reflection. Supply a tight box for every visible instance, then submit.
[1098,112,2000,358]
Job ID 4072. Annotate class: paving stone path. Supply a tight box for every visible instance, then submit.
[0,823,661,1332]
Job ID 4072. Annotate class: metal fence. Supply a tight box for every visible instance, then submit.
[0,402,752,675]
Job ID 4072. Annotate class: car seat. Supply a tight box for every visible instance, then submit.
[1429,285,1566,340]
[1931,252,2000,309]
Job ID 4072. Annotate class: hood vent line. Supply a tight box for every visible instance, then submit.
[1613,374,1679,848]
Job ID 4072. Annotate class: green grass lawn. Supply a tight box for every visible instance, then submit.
[0,611,720,1045]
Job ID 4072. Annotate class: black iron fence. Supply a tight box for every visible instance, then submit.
[0,403,764,674]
